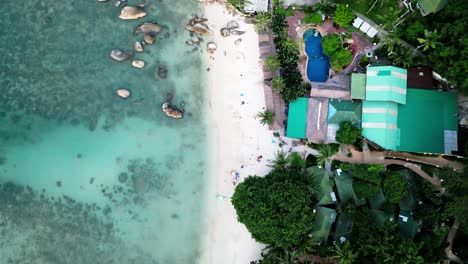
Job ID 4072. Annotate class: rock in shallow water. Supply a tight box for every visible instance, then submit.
[162,102,183,119]
[115,89,131,99]
[119,6,147,20]
[132,60,145,68]
[135,22,162,35]
[109,49,133,62]
[134,42,144,52]
[144,34,155,44]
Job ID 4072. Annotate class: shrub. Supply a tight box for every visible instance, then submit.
[264,55,280,72]
[321,34,341,57]
[304,13,323,24]
[330,49,353,71]
[257,110,275,126]
[271,76,286,93]
[382,171,408,203]
[335,121,362,145]
[333,4,356,28]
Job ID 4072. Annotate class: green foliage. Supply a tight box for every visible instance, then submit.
[264,55,280,72]
[333,4,355,27]
[352,211,424,264]
[254,12,272,32]
[268,150,290,171]
[330,49,352,70]
[351,164,384,199]
[321,34,341,57]
[388,45,414,68]
[331,241,358,264]
[227,0,249,12]
[272,6,305,103]
[380,31,401,54]
[289,152,306,169]
[270,76,285,93]
[416,29,442,52]
[232,167,317,248]
[304,13,323,25]
[382,171,408,203]
[336,122,361,145]
[358,55,369,68]
[257,110,275,126]
[316,143,339,166]
[305,154,318,168]
[438,168,468,232]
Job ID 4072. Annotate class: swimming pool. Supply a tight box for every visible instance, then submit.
[303,28,330,82]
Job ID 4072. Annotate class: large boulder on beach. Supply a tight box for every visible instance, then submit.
[162,102,183,119]
[119,6,147,20]
[109,49,133,62]
[185,23,212,35]
[135,22,162,35]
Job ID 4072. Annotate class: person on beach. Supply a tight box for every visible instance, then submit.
[256,155,263,162]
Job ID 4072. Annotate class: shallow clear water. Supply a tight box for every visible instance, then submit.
[303,28,329,83]
[0,1,208,263]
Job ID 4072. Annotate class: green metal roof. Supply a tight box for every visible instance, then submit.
[366,66,407,104]
[351,73,366,100]
[396,89,458,154]
[308,167,335,205]
[310,206,337,243]
[398,211,422,239]
[286,98,308,139]
[369,189,387,210]
[369,209,394,227]
[362,101,400,150]
[334,170,365,206]
[334,212,354,243]
[417,0,448,16]
[328,100,362,125]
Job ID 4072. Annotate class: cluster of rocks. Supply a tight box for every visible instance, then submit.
[162,102,183,119]
[220,20,245,46]
[185,14,212,35]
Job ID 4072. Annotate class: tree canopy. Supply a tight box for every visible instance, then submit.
[336,121,362,145]
[382,171,408,203]
[232,166,317,248]
[351,164,384,199]
[322,34,341,57]
[333,4,356,28]
[304,13,323,25]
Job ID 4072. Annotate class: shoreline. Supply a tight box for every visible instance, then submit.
[200,2,280,263]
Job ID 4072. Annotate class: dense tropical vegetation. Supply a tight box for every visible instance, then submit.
[321,34,353,71]
[264,54,280,72]
[333,4,355,28]
[335,121,361,145]
[271,1,309,102]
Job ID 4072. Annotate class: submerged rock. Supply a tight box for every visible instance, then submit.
[115,89,131,99]
[118,172,128,183]
[119,6,147,20]
[109,49,133,62]
[132,60,145,68]
[162,102,183,119]
[135,22,162,35]
[156,66,168,79]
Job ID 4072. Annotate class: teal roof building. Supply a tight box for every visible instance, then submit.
[365,66,407,104]
[361,66,457,154]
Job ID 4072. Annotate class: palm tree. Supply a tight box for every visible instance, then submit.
[271,76,285,93]
[268,150,290,170]
[331,241,358,264]
[417,29,442,51]
[253,12,271,32]
[264,54,280,72]
[388,45,414,68]
[316,143,336,167]
[380,31,400,54]
[257,110,275,126]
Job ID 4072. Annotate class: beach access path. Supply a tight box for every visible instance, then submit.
[202,2,282,263]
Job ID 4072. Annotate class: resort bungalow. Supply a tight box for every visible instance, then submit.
[416,0,447,16]
[356,66,458,154]
[244,0,269,13]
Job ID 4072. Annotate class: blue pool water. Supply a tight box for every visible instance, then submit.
[303,29,330,82]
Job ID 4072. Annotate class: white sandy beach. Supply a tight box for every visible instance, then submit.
[201,2,281,263]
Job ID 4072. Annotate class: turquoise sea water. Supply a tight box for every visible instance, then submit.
[0,1,208,263]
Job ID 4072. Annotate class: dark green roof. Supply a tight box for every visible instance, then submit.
[308,167,335,205]
[398,211,422,238]
[310,206,337,243]
[417,0,448,15]
[328,100,362,125]
[334,212,354,243]
[334,170,366,206]
[396,89,458,154]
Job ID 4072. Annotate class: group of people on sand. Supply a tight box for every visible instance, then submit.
[231,155,264,186]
